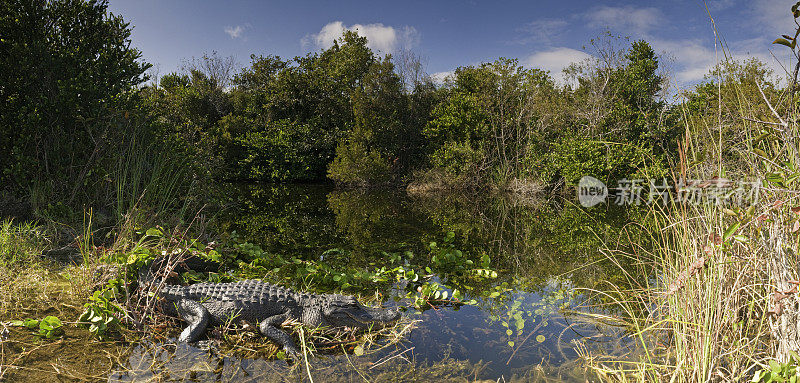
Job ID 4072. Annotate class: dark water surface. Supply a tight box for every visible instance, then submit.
[112,184,644,382]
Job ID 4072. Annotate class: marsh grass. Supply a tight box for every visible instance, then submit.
[577,201,776,381]
[0,220,74,320]
[577,14,800,381]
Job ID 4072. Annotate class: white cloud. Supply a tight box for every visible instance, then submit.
[650,37,788,86]
[650,39,716,83]
[585,5,662,35]
[430,71,454,84]
[224,25,245,39]
[514,18,569,45]
[304,21,419,53]
[709,0,736,11]
[523,47,592,82]
[750,0,795,37]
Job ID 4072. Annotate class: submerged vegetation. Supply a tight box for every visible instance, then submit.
[5,0,800,381]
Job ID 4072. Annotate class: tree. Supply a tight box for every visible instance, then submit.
[228,31,379,182]
[422,59,557,186]
[0,0,149,204]
[548,38,677,184]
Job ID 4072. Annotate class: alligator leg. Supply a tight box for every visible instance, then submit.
[258,312,300,356]
[175,299,210,342]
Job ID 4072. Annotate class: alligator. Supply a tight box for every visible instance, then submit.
[157,279,401,356]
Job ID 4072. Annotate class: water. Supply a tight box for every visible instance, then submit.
[110,183,644,381]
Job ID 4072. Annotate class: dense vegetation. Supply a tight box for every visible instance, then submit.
[1,0,693,224]
[144,34,682,190]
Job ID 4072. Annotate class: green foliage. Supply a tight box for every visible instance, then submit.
[0,220,45,268]
[328,127,393,186]
[142,64,232,180]
[226,32,378,182]
[682,57,779,174]
[10,315,64,339]
[328,55,424,185]
[0,0,150,206]
[231,119,322,181]
[547,134,661,185]
[231,231,496,310]
[546,39,676,185]
[428,141,486,183]
[78,282,123,340]
[423,59,557,185]
[752,352,800,383]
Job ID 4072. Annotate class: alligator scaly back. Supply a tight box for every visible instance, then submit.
[155,278,401,356]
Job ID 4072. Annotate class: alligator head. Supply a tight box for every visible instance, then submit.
[305,294,401,330]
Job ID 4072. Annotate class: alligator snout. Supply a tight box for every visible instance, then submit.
[359,305,401,324]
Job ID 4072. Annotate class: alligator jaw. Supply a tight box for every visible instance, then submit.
[345,306,401,326]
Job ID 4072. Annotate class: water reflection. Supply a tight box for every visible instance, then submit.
[113,184,644,381]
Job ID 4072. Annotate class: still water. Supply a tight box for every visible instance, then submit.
[112,183,646,382]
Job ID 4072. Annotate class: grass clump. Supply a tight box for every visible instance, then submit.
[577,6,800,381]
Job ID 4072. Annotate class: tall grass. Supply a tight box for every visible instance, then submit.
[0,219,45,268]
[113,126,194,222]
[578,14,800,381]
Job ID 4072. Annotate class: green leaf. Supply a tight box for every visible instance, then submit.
[723,222,741,242]
[40,316,62,331]
[773,37,794,47]
[753,148,769,158]
[536,335,546,343]
[766,173,786,185]
[145,228,163,237]
[507,341,514,347]
[24,319,39,329]
[353,345,364,356]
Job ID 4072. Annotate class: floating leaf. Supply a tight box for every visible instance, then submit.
[353,345,364,356]
[536,335,546,343]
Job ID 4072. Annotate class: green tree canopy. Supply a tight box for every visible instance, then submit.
[0,0,149,201]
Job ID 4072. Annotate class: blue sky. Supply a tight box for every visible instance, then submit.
[107,0,796,89]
